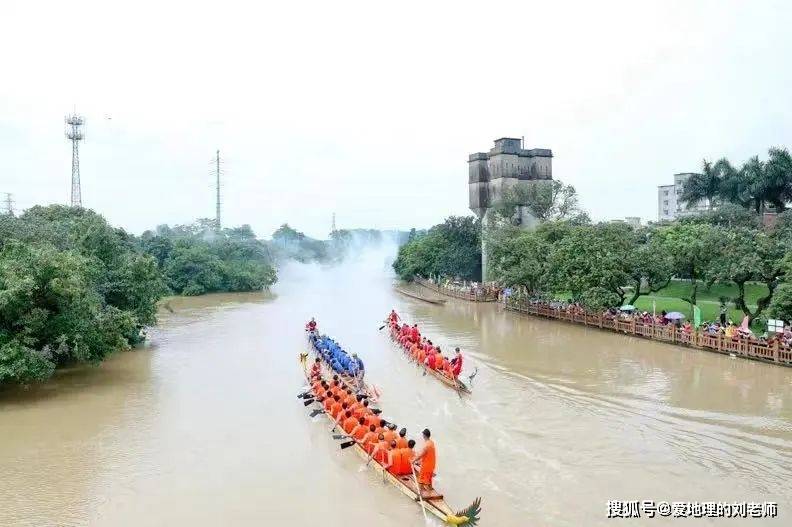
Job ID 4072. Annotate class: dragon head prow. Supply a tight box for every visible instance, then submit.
[445,497,482,526]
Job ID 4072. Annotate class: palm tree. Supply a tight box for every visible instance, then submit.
[738,156,767,213]
[712,158,744,207]
[764,147,792,211]
[681,159,721,210]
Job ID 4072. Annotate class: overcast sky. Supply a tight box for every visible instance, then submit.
[2,0,791,239]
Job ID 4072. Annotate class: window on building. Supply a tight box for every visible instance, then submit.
[663,200,668,206]
[663,209,669,215]
[664,190,669,196]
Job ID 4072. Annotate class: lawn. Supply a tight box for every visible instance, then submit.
[631,280,770,330]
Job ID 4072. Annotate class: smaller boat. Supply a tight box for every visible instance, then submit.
[383,320,473,395]
[394,287,446,305]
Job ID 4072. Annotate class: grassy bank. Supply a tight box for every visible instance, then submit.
[632,280,769,329]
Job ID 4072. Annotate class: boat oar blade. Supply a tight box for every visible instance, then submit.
[309,409,325,418]
[378,325,386,331]
[303,398,315,406]
[339,440,356,449]
[371,409,382,415]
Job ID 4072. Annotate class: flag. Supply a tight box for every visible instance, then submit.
[693,305,702,327]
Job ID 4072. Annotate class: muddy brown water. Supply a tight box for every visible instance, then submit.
[2,255,791,526]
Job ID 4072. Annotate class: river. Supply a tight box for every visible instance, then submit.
[2,250,791,526]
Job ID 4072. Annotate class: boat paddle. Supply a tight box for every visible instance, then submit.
[411,463,429,522]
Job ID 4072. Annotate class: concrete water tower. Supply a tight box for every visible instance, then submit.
[468,137,553,280]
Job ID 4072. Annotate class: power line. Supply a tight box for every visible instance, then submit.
[65,113,85,207]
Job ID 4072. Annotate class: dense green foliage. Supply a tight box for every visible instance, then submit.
[488,211,792,318]
[0,209,280,385]
[0,206,167,384]
[140,221,277,296]
[492,180,585,224]
[393,216,481,281]
[681,148,792,212]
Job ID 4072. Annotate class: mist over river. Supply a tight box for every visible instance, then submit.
[2,247,791,526]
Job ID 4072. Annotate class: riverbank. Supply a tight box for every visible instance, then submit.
[505,298,792,367]
[414,276,498,302]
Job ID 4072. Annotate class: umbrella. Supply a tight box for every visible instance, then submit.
[619,305,636,312]
[664,312,685,320]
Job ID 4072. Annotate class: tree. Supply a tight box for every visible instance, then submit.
[656,223,718,310]
[0,241,139,384]
[545,222,634,309]
[487,227,549,293]
[625,231,673,305]
[680,202,761,229]
[393,216,481,281]
[164,245,225,296]
[681,159,722,210]
[706,227,786,323]
[492,181,581,225]
[764,147,792,211]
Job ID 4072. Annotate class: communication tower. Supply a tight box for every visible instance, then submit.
[65,114,85,207]
[214,149,222,232]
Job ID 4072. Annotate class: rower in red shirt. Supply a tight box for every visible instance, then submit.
[305,317,317,332]
[450,347,464,378]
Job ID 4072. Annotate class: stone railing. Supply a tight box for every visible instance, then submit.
[506,298,792,366]
[414,276,499,303]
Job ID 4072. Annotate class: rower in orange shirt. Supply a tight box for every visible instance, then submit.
[409,341,420,360]
[360,425,379,453]
[441,356,453,378]
[385,439,416,476]
[354,399,370,419]
[370,433,390,464]
[395,427,409,449]
[414,429,437,490]
[383,423,398,444]
[329,397,343,419]
[363,412,379,429]
[324,393,337,412]
[416,345,427,365]
[349,417,368,441]
[342,411,358,434]
[310,357,322,380]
